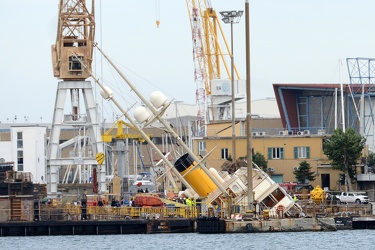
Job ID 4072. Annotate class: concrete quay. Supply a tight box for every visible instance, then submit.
[197,217,337,233]
[226,217,336,233]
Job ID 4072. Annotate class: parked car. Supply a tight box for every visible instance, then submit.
[336,192,369,204]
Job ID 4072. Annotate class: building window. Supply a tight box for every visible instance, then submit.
[198,141,206,156]
[151,137,163,145]
[17,150,23,171]
[322,138,329,152]
[294,146,310,159]
[221,148,229,160]
[268,147,284,159]
[297,96,308,129]
[17,132,23,148]
[68,56,83,71]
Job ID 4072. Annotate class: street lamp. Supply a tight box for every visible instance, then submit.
[220,10,243,162]
[245,0,253,211]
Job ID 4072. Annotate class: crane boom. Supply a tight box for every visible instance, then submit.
[186,0,208,136]
[186,0,241,131]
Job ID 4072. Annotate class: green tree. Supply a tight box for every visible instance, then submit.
[253,152,268,172]
[323,128,366,191]
[293,160,315,183]
[365,151,375,168]
[239,152,268,172]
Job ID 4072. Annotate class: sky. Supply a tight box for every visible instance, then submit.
[1,0,375,123]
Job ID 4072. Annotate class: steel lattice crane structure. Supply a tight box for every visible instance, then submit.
[186,0,242,136]
[346,57,375,151]
[51,0,95,80]
[48,0,106,196]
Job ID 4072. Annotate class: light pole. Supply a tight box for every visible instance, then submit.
[220,10,243,162]
[245,0,253,210]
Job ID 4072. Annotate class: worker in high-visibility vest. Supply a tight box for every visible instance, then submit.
[185,197,192,206]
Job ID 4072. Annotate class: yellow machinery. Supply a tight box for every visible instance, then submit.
[102,120,150,143]
[102,119,153,196]
[310,185,326,204]
[263,210,270,220]
[174,153,217,197]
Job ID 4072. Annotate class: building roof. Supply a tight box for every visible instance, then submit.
[272,83,375,138]
[236,98,280,118]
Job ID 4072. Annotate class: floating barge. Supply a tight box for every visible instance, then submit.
[0,219,195,236]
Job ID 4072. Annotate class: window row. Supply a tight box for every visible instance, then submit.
[217,146,310,160]
[267,147,310,159]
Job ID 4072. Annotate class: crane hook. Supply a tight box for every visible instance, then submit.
[155,0,160,28]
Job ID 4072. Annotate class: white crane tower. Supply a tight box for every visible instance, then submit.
[48,0,106,196]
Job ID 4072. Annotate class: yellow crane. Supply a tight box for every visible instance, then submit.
[102,119,152,195]
[185,0,241,133]
[102,120,150,143]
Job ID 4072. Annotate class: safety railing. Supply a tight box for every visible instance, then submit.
[0,204,199,222]
[85,206,198,220]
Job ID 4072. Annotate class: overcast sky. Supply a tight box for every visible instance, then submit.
[1,0,375,123]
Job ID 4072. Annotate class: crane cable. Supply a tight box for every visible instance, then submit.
[156,0,160,28]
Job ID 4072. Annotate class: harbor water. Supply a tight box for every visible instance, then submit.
[0,230,372,250]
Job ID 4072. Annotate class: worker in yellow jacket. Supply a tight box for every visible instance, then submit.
[185,197,192,206]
